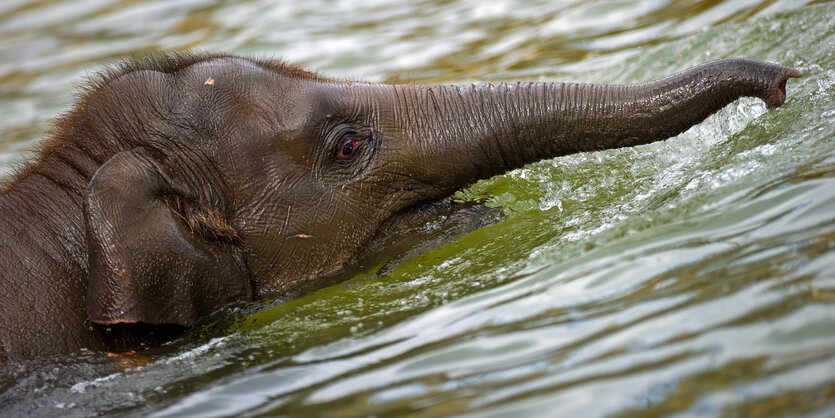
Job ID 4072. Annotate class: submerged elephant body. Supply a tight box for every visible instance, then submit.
[0,54,800,361]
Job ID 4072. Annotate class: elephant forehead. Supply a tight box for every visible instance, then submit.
[92,58,323,141]
[175,58,320,130]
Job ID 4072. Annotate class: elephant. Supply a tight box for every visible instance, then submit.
[0,54,801,361]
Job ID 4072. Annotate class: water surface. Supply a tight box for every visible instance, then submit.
[1,0,834,416]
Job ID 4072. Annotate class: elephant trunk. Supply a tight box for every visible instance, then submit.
[343,58,800,199]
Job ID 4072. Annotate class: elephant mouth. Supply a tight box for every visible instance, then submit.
[351,199,503,275]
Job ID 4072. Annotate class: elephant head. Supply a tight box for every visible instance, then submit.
[81,54,800,326]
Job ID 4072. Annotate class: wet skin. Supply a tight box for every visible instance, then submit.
[0,54,800,361]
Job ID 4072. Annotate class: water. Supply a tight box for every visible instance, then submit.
[1,0,834,416]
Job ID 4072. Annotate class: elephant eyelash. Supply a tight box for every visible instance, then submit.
[336,134,369,159]
[327,122,375,158]
[315,123,379,183]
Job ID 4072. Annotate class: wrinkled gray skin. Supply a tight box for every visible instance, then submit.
[0,54,800,361]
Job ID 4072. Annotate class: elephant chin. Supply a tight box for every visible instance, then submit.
[259,200,501,302]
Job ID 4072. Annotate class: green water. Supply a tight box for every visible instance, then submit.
[1,0,834,416]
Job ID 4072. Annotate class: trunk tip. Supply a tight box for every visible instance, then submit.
[764,66,802,109]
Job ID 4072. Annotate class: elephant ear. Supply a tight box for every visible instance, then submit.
[84,150,252,326]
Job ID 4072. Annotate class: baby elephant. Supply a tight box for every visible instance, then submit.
[0,54,800,361]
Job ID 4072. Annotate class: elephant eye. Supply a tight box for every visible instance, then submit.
[337,136,365,159]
